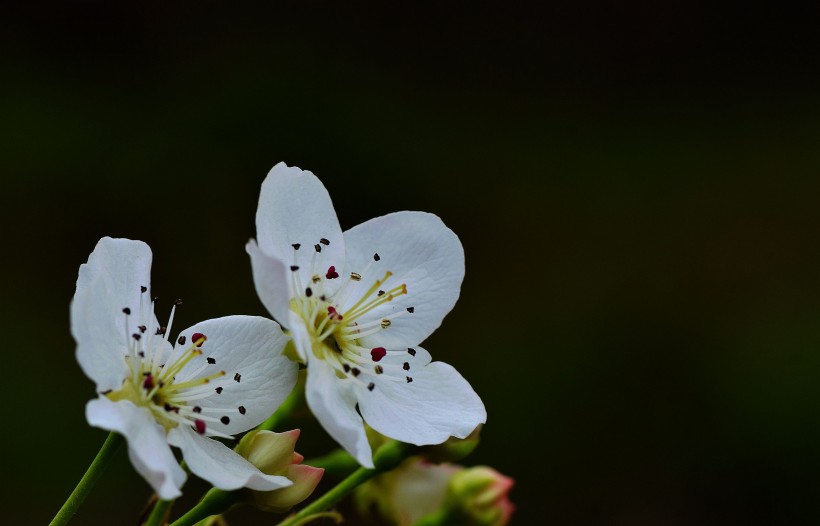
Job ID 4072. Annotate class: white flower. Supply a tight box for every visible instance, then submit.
[247,163,486,468]
[71,237,298,499]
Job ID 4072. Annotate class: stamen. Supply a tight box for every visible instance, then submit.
[403,362,410,370]
[291,265,300,271]
[314,243,322,253]
[375,365,384,374]
[194,419,206,434]
[373,253,380,261]
[406,307,415,313]
[207,357,216,364]
[292,243,301,250]
[238,406,246,415]
[140,286,148,293]
[221,416,230,425]
[408,348,417,356]
[215,387,223,394]
[371,347,387,362]
[234,373,242,383]
[406,376,413,383]
[350,272,362,281]
[122,307,131,315]
[368,382,375,391]
[320,238,330,246]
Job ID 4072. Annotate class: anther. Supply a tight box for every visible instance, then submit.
[175,299,183,306]
[292,243,301,250]
[375,365,384,374]
[290,265,300,271]
[368,382,375,391]
[305,287,313,297]
[155,326,166,336]
[320,238,330,245]
[407,348,417,356]
[326,265,339,279]
[221,416,230,425]
[238,406,246,415]
[403,362,410,371]
[193,406,202,413]
[132,333,142,341]
[234,373,242,383]
[138,351,145,358]
[194,419,206,435]
[371,347,387,361]
[140,286,148,293]
[178,336,186,345]
[152,296,159,302]
[350,272,362,281]
[314,243,322,253]
[381,319,391,328]
[138,325,147,333]
[215,387,223,394]
[352,368,361,377]
[406,376,413,383]
[377,290,385,296]
[374,253,380,261]
[312,275,321,283]
[343,363,351,373]
[207,357,216,364]
[142,374,155,390]
[122,307,131,315]
[406,307,415,313]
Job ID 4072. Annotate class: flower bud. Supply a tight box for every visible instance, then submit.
[445,466,515,526]
[236,429,324,513]
[354,458,514,526]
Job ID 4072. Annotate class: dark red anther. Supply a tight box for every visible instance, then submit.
[142,374,155,390]
[328,306,343,321]
[192,333,206,345]
[194,419,207,435]
[371,347,387,362]
[326,265,339,279]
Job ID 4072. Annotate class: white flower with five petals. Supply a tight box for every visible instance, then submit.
[247,163,486,468]
[72,237,298,499]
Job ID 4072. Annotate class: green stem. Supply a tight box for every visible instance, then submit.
[302,449,358,476]
[49,432,123,526]
[276,441,413,526]
[168,488,238,526]
[144,498,174,526]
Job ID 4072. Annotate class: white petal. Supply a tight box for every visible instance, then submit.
[305,359,374,468]
[167,426,292,491]
[71,237,155,391]
[86,397,186,499]
[357,346,486,446]
[254,162,345,291]
[173,316,298,436]
[247,240,293,328]
[341,212,464,349]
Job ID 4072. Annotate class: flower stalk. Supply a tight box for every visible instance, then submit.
[276,441,413,526]
[49,432,123,526]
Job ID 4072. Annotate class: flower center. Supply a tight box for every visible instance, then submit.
[288,241,418,390]
[106,288,243,438]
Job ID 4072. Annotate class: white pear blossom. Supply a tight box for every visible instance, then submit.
[72,237,298,499]
[247,163,486,468]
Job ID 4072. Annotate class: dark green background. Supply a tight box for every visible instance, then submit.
[4,3,820,524]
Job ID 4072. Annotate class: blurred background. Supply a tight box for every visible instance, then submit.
[4,2,820,524]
